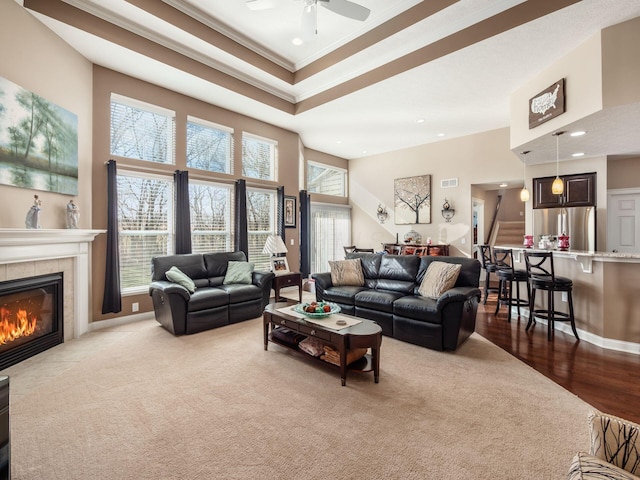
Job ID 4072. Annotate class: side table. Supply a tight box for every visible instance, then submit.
[272,271,302,302]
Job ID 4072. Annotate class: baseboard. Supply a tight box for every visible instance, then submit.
[509,307,640,355]
[88,312,155,332]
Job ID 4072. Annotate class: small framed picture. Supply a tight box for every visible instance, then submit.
[270,257,290,274]
[284,196,297,228]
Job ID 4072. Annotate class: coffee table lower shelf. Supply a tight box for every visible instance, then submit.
[268,334,376,374]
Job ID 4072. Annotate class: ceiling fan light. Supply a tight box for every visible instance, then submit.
[520,187,530,202]
[552,176,564,195]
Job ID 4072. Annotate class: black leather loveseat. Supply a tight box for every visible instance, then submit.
[312,253,481,351]
[149,251,274,335]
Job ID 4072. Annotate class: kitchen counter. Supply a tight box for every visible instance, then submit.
[491,244,640,354]
[495,245,640,274]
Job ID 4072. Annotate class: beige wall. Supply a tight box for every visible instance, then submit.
[602,16,640,108]
[91,67,303,322]
[608,157,640,189]
[0,1,93,228]
[349,128,521,257]
[510,33,603,149]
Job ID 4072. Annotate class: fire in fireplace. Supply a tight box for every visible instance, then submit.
[0,273,63,371]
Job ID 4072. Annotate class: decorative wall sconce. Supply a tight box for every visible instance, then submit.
[441,198,455,222]
[376,204,388,224]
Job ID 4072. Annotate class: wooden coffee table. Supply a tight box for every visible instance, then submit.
[263,301,382,386]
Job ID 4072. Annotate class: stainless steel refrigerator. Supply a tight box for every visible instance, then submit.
[532,206,596,252]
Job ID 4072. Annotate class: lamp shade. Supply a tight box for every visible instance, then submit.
[520,187,530,202]
[262,235,288,255]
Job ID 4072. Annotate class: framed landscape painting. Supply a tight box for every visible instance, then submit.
[0,76,78,195]
[394,174,431,224]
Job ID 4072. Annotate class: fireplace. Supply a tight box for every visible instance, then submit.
[0,273,64,371]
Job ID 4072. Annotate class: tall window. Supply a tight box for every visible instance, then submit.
[242,132,277,180]
[189,181,233,254]
[110,94,175,164]
[186,116,233,174]
[307,161,347,197]
[311,203,351,274]
[247,188,277,270]
[117,173,173,292]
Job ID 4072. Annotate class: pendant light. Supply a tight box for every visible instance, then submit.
[551,131,564,195]
[520,150,530,202]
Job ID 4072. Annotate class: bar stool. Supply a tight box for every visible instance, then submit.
[478,244,499,304]
[493,247,530,323]
[524,251,579,341]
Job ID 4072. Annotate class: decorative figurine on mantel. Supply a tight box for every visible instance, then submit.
[66,199,79,229]
[25,194,42,229]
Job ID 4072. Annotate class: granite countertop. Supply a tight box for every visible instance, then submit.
[495,244,640,261]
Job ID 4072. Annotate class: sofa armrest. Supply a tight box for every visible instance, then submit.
[435,286,482,310]
[149,280,191,301]
[589,411,640,476]
[252,270,275,289]
[568,452,640,480]
[311,272,332,301]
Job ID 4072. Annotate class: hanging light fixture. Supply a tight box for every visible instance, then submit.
[551,131,565,195]
[520,150,530,202]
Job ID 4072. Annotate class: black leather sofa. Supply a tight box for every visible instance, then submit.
[149,251,274,335]
[312,253,481,351]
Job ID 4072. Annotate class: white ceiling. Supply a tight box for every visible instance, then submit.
[18,0,640,161]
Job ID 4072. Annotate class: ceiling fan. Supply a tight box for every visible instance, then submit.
[246,0,371,42]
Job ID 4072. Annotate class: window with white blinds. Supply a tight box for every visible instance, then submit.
[110,94,175,164]
[247,187,277,270]
[186,116,233,174]
[117,172,173,292]
[310,203,351,274]
[307,161,347,197]
[242,132,277,181]
[189,181,233,254]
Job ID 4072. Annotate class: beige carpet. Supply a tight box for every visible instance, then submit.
[4,316,592,479]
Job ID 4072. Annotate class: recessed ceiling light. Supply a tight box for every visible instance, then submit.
[572,152,585,157]
[292,37,303,46]
[437,133,445,137]
[570,131,586,137]
[336,140,342,144]
[416,118,425,124]
[362,150,368,154]
[499,183,508,188]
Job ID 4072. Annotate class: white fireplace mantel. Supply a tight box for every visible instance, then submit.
[0,228,104,339]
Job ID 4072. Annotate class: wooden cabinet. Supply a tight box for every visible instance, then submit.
[533,172,596,209]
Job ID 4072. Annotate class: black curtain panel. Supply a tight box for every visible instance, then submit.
[234,179,248,257]
[277,185,285,241]
[101,159,122,314]
[299,190,311,278]
[174,170,192,254]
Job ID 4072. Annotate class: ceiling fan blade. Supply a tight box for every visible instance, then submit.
[319,0,370,21]
[301,1,317,42]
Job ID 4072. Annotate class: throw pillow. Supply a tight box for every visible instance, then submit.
[223,261,255,285]
[165,266,196,293]
[329,259,365,287]
[418,261,461,299]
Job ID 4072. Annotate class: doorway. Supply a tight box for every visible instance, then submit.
[472,197,485,258]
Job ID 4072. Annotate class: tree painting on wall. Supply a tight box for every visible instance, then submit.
[0,76,78,195]
[394,174,431,224]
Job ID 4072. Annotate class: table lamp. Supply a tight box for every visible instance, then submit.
[262,235,288,271]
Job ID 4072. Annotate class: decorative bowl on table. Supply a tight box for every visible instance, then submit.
[294,301,341,318]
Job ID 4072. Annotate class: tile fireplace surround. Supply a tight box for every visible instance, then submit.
[0,229,103,341]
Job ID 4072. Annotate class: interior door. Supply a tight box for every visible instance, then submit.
[607,190,640,253]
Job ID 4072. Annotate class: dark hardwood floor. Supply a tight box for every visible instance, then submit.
[475,293,640,425]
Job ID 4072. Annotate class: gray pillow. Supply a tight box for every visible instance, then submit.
[223,261,255,285]
[165,266,196,293]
